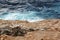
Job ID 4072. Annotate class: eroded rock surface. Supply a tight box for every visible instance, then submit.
[0,19,60,40]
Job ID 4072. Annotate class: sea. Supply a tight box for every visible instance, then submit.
[0,1,60,22]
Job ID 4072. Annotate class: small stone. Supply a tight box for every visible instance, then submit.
[29,28,35,31]
[40,28,45,31]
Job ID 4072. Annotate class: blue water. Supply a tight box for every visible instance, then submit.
[0,2,60,22]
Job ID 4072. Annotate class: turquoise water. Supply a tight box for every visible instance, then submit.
[0,11,44,22]
[0,2,60,22]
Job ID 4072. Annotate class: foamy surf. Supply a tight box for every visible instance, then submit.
[0,11,45,22]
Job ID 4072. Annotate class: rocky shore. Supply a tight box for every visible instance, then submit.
[0,19,60,40]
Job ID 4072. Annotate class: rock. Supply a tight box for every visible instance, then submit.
[1,19,60,40]
[12,27,27,36]
[0,27,12,35]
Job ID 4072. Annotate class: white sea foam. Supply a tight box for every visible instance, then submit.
[0,11,44,22]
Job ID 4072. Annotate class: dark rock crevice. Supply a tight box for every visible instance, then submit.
[0,27,39,36]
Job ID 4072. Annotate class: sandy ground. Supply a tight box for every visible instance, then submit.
[0,19,60,40]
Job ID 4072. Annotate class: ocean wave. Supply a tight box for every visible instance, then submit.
[0,0,60,22]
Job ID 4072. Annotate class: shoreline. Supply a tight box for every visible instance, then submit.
[0,19,59,22]
[0,19,45,22]
[0,19,60,40]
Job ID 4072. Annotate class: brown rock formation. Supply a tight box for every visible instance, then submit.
[0,19,60,40]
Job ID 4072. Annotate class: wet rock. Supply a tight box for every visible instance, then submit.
[3,30,12,35]
[0,26,39,36]
[29,28,36,31]
[0,27,28,36]
[19,29,27,36]
[12,27,27,36]
[0,27,12,35]
[29,28,35,31]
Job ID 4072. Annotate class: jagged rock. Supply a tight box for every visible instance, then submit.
[0,19,60,40]
[10,27,27,36]
[0,27,12,35]
[0,26,40,36]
